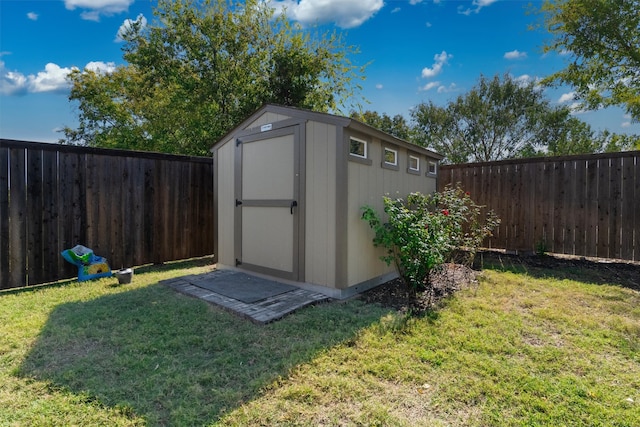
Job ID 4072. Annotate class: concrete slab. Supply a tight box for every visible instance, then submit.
[161,270,330,324]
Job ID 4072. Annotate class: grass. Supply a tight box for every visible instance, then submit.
[1,256,639,426]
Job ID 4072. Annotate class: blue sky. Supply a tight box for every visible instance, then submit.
[1,0,638,143]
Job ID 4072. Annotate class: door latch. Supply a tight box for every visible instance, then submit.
[235,199,243,206]
[290,200,298,214]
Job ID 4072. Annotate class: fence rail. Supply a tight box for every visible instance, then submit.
[1,139,215,289]
[438,151,640,262]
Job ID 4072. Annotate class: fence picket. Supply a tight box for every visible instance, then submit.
[439,151,640,261]
[0,139,214,289]
[0,147,10,288]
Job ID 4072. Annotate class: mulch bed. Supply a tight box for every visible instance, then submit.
[360,251,640,314]
[360,263,478,314]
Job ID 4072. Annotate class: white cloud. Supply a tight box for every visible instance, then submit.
[0,61,116,95]
[375,83,383,90]
[27,12,38,21]
[85,61,117,74]
[558,91,576,104]
[64,0,133,21]
[0,61,28,96]
[425,21,432,27]
[391,7,401,13]
[421,51,452,79]
[420,81,440,91]
[30,63,75,93]
[437,83,458,93]
[410,0,424,4]
[504,50,527,60]
[115,14,147,42]
[621,121,631,128]
[271,0,383,28]
[458,0,498,15]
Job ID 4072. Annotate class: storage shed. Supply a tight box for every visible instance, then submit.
[211,104,443,298]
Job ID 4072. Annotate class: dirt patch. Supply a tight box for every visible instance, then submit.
[360,251,640,314]
[475,251,640,292]
[360,263,478,314]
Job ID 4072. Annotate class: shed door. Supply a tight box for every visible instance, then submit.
[235,125,301,281]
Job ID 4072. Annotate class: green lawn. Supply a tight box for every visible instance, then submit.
[1,256,638,426]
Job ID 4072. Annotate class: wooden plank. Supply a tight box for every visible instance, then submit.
[153,159,166,264]
[493,164,507,249]
[608,157,623,259]
[596,157,611,258]
[143,158,156,265]
[480,164,492,248]
[522,161,536,253]
[635,154,640,261]
[532,161,546,253]
[620,155,635,260]
[9,147,27,288]
[26,149,44,285]
[130,157,146,266]
[562,159,577,255]
[41,150,61,282]
[550,160,564,253]
[58,151,85,279]
[120,156,135,268]
[106,155,123,269]
[584,158,599,257]
[514,163,525,251]
[573,159,587,257]
[541,161,555,253]
[0,146,10,289]
[501,163,512,250]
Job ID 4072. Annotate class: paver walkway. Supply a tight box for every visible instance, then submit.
[161,270,330,324]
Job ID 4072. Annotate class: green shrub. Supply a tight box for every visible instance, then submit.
[361,185,500,297]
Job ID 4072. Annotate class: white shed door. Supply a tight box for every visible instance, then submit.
[235,125,300,281]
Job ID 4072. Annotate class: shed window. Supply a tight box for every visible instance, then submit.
[349,137,367,159]
[428,161,437,175]
[409,155,420,171]
[384,148,398,166]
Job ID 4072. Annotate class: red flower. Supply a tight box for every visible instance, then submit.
[442,209,449,216]
[465,192,470,196]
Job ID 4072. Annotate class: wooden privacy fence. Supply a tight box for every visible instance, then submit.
[1,139,215,290]
[438,151,640,262]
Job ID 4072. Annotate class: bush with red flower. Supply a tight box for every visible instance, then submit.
[361,184,500,298]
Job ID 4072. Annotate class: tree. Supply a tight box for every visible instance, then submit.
[62,0,364,155]
[411,74,588,163]
[349,110,412,140]
[540,0,640,121]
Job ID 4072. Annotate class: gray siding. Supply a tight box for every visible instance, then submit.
[216,139,236,267]
[346,133,438,286]
[304,120,338,288]
[244,112,292,130]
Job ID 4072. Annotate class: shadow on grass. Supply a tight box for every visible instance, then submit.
[1,256,215,297]
[18,282,389,425]
[475,251,640,292]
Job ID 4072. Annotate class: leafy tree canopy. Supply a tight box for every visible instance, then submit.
[540,0,640,121]
[349,110,412,140]
[410,74,587,163]
[61,0,365,156]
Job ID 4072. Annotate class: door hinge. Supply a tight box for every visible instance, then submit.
[235,258,242,266]
[235,199,243,206]
[236,138,242,146]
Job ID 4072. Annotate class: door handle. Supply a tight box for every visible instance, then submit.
[290,200,298,214]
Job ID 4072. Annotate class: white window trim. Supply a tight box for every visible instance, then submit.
[349,137,368,159]
[427,160,438,175]
[384,147,398,166]
[409,155,420,171]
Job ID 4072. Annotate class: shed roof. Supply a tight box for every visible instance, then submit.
[210,104,444,160]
